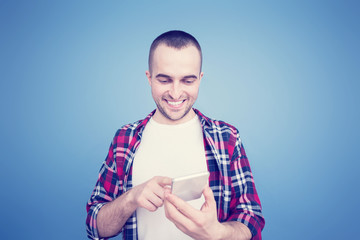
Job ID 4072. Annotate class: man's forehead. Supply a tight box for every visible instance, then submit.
[153,47,201,73]
[153,43,200,57]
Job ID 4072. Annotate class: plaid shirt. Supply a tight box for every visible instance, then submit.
[86,109,265,239]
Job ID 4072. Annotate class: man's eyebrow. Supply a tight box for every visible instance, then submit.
[155,74,198,80]
[183,75,198,79]
[155,74,172,79]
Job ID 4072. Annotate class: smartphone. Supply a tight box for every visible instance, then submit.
[171,171,210,201]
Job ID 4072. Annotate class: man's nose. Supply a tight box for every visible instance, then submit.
[169,82,182,99]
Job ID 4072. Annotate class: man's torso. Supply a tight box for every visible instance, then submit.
[132,115,207,239]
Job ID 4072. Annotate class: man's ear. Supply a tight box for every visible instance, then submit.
[199,72,204,83]
[145,70,152,86]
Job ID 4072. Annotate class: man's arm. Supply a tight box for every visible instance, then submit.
[220,221,252,240]
[227,140,265,239]
[96,190,134,238]
[164,186,252,240]
[87,133,170,239]
[97,176,172,238]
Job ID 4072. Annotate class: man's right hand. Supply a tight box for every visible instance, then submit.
[129,176,172,212]
[97,176,172,238]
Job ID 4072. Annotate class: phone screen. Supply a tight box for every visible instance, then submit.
[171,172,209,201]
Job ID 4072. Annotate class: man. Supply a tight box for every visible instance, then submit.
[86,30,265,240]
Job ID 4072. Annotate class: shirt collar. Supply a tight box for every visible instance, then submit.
[137,108,212,136]
[193,108,212,129]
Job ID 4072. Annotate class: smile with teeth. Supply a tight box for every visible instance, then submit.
[166,100,185,106]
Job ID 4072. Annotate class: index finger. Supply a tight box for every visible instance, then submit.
[154,176,172,187]
[165,192,201,220]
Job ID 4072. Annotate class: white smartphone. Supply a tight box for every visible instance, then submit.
[171,172,210,201]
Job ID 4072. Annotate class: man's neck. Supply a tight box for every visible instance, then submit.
[152,108,196,125]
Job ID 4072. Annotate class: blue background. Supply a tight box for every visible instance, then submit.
[1,0,359,239]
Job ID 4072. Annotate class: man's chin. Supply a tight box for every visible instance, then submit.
[165,112,187,121]
[157,106,193,123]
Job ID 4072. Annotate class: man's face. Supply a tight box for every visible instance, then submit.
[146,44,203,125]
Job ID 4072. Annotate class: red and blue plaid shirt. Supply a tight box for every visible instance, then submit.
[86,109,265,239]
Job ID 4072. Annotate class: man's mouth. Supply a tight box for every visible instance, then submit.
[166,99,185,107]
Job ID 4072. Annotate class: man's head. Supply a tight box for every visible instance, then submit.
[146,30,203,125]
[148,30,202,75]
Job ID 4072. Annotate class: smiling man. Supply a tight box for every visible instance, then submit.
[146,43,202,125]
[86,30,265,240]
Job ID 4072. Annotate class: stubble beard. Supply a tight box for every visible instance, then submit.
[155,99,193,122]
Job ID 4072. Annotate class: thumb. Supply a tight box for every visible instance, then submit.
[158,176,172,187]
[203,185,216,205]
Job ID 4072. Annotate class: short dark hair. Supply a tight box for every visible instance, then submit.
[148,30,202,74]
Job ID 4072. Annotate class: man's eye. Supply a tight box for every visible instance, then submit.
[158,79,168,83]
[185,80,194,84]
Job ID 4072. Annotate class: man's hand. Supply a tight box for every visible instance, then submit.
[164,185,223,239]
[129,176,172,212]
[164,186,252,240]
[97,176,171,237]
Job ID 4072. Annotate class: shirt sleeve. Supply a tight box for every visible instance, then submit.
[228,135,265,239]
[86,139,121,240]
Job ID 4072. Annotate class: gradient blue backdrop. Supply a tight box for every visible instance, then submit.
[1,0,359,239]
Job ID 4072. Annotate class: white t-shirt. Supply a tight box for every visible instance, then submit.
[132,115,208,240]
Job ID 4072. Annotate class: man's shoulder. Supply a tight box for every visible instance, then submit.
[115,119,142,135]
[196,109,239,135]
[207,117,238,132]
[112,110,155,142]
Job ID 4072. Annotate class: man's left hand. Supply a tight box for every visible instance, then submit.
[164,185,224,240]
